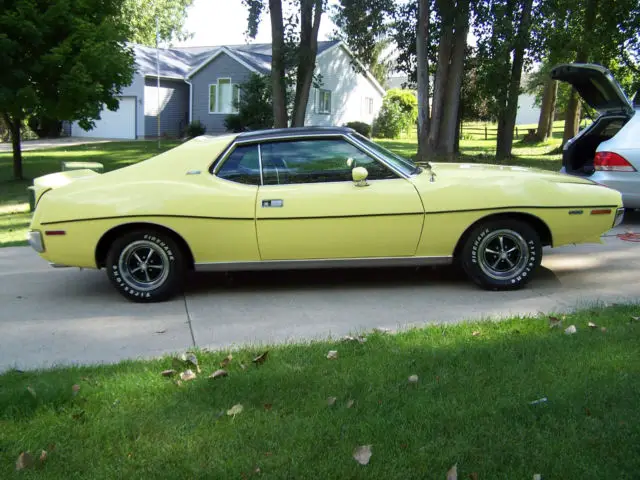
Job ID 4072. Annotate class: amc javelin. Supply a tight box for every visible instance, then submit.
[27,127,624,302]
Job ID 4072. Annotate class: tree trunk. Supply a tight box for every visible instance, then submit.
[547,80,557,138]
[415,0,430,162]
[496,0,533,160]
[269,0,288,128]
[437,1,469,158]
[290,0,322,127]
[562,92,582,143]
[4,114,23,180]
[536,78,556,141]
[426,11,453,156]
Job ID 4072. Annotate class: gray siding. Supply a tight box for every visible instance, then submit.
[144,78,189,137]
[190,53,253,134]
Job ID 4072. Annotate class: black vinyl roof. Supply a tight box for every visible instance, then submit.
[236,126,355,141]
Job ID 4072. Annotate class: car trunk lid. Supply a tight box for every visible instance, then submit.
[30,169,101,208]
[550,63,634,116]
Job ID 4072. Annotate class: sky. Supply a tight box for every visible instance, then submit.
[173,0,338,47]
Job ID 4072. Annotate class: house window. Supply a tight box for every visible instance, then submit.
[209,78,240,114]
[316,89,331,114]
[366,97,374,114]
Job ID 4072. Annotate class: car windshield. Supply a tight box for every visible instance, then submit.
[351,133,420,175]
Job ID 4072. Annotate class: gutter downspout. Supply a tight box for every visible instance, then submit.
[185,78,193,124]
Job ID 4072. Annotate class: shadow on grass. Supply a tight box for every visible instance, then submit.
[1,305,639,478]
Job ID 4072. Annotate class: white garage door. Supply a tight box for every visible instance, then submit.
[72,97,136,139]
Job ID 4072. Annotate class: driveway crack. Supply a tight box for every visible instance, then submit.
[182,293,197,347]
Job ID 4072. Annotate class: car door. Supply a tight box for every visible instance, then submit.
[255,137,425,260]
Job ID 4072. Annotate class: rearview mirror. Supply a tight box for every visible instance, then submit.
[352,167,369,187]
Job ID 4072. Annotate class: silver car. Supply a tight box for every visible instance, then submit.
[552,63,640,209]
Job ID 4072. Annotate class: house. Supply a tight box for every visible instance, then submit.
[69,40,385,139]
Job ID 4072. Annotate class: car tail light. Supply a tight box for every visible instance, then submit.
[594,152,637,172]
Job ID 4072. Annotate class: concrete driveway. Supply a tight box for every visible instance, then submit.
[1,214,639,372]
[0,137,117,153]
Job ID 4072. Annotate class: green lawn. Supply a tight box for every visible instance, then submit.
[0,123,569,248]
[0,140,181,248]
[2,305,639,478]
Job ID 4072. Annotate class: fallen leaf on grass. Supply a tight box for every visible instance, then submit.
[601,327,607,333]
[346,399,355,408]
[220,354,233,368]
[72,384,80,396]
[326,350,338,360]
[227,404,244,416]
[472,331,481,336]
[585,407,592,416]
[564,325,577,335]
[327,397,337,406]
[264,403,272,411]
[408,374,419,383]
[353,445,372,465]
[447,464,457,480]
[533,475,542,480]
[631,316,640,322]
[39,450,47,464]
[468,473,478,480]
[16,452,34,471]
[26,386,36,398]
[549,316,562,328]
[184,353,201,373]
[209,369,228,380]
[588,321,598,329]
[161,369,177,377]
[240,362,247,370]
[180,369,196,381]
[253,351,268,365]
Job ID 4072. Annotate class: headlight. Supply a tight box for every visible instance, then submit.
[27,230,45,253]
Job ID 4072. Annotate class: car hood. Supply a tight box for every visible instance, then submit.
[550,63,633,115]
[427,162,596,185]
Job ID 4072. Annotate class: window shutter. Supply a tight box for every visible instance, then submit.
[210,84,217,112]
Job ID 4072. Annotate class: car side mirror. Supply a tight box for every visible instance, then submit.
[352,167,369,187]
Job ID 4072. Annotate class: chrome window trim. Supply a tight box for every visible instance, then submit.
[210,132,408,183]
[194,255,452,272]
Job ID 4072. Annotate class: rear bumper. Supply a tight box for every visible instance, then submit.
[27,230,45,253]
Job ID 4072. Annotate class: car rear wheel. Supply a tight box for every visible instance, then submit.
[460,219,542,290]
[105,230,186,302]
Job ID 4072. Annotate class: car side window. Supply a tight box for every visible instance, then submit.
[259,139,398,185]
[216,145,260,185]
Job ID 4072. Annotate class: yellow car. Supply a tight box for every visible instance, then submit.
[27,127,624,302]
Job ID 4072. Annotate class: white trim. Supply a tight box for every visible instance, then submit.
[187,46,260,78]
[317,41,386,96]
[208,78,239,115]
[185,79,193,123]
[143,73,185,81]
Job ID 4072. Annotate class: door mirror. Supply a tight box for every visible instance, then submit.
[352,166,369,187]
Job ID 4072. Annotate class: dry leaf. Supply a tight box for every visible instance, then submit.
[254,466,261,474]
[631,316,640,322]
[326,350,338,360]
[408,374,419,383]
[72,384,80,396]
[564,325,577,335]
[26,386,36,398]
[220,354,233,368]
[585,407,591,416]
[588,321,598,329]
[264,403,272,411]
[180,369,196,381]
[253,351,268,365]
[327,396,337,406]
[353,445,372,465]
[469,473,478,480]
[447,464,458,480]
[39,450,47,464]
[549,316,562,328]
[227,404,244,416]
[161,369,176,377]
[472,331,481,336]
[209,369,228,380]
[15,452,34,471]
[346,399,355,408]
[601,327,607,333]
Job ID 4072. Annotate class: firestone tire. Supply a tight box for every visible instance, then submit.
[460,219,542,291]
[105,230,186,303]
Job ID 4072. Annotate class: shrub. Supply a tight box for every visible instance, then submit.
[344,121,371,137]
[224,73,274,132]
[385,88,418,124]
[372,102,407,138]
[186,120,206,138]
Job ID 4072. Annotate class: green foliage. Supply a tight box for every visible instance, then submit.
[118,0,194,45]
[344,121,372,137]
[185,120,206,138]
[224,73,274,132]
[384,88,418,123]
[0,0,135,128]
[372,89,417,139]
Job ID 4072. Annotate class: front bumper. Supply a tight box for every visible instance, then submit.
[27,230,45,253]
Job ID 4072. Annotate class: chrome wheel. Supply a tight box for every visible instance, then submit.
[118,240,170,292]
[477,229,529,281]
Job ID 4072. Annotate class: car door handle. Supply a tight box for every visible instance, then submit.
[262,199,284,208]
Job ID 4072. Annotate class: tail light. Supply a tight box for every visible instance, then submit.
[594,152,637,172]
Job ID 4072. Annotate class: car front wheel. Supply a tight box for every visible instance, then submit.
[460,219,542,290]
[105,230,186,302]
